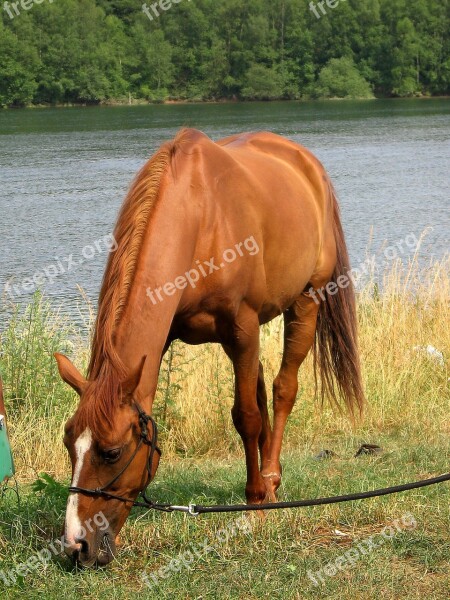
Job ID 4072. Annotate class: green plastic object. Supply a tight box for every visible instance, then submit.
[0,381,14,483]
[0,417,14,483]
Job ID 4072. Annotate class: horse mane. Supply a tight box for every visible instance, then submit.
[78,129,192,437]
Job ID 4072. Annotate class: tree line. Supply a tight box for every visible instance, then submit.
[0,0,448,107]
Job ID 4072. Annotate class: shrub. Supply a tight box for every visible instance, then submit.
[313,57,374,99]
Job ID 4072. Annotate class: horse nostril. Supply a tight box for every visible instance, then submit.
[75,538,90,556]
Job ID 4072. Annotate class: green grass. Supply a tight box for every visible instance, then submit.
[0,256,449,598]
[1,433,449,599]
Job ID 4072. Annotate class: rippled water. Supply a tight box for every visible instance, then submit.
[0,99,449,327]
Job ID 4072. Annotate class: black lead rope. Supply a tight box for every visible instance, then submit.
[178,471,450,516]
[67,404,450,516]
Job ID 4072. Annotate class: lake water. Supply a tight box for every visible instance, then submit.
[0,99,449,327]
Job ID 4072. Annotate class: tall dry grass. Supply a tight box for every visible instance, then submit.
[0,255,448,482]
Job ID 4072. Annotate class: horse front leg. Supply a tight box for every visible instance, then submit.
[227,312,266,505]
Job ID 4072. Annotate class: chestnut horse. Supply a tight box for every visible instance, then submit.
[55,129,364,566]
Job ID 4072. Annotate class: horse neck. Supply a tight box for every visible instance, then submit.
[113,186,199,407]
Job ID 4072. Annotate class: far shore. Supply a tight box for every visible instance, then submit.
[2,95,449,110]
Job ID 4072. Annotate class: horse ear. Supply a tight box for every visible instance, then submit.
[54,353,86,395]
[122,356,148,398]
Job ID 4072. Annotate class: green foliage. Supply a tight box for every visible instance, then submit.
[154,341,187,429]
[241,64,285,99]
[314,57,374,99]
[31,472,68,506]
[0,20,38,106]
[0,292,80,420]
[0,0,448,105]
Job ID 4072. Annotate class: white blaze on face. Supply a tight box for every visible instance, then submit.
[65,428,92,546]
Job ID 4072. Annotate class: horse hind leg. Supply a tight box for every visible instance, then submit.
[256,361,274,495]
[261,293,321,500]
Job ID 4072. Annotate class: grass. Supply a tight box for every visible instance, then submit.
[0,254,449,599]
[0,444,449,599]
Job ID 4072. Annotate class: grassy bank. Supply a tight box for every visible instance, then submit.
[0,256,449,598]
[1,442,449,599]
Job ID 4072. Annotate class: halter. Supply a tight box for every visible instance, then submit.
[68,402,171,511]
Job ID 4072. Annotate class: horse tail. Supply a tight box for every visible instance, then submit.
[313,182,365,419]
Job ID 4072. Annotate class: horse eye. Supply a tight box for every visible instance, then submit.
[102,448,122,463]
